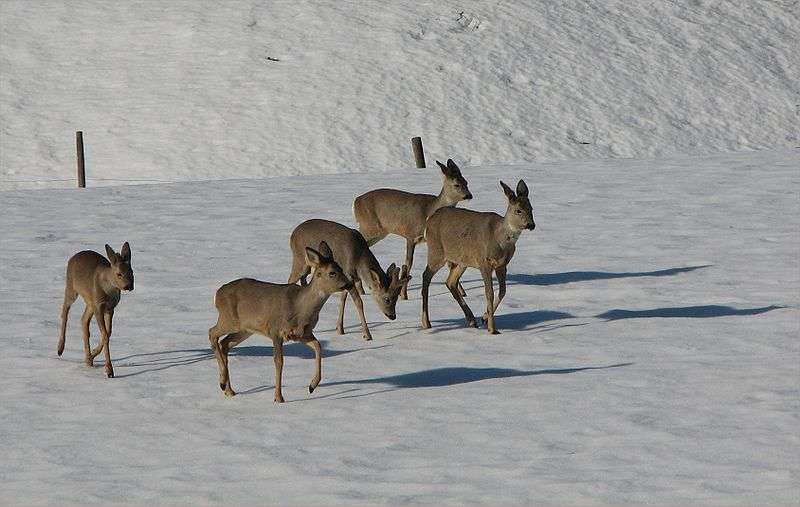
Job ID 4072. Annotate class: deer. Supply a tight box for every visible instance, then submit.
[352,158,472,300]
[209,241,351,402]
[287,219,411,341]
[57,242,134,378]
[421,180,535,334]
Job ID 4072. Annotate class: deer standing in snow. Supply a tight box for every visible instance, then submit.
[288,219,410,341]
[209,242,351,402]
[421,180,535,334]
[57,243,134,378]
[352,159,472,299]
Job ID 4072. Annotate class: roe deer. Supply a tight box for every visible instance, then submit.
[209,241,351,402]
[57,242,134,378]
[421,180,535,334]
[288,219,411,341]
[352,158,472,299]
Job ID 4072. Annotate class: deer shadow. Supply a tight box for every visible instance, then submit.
[505,265,712,286]
[407,265,711,293]
[429,310,576,333]
[112,341,389,378]
[596,305,784,320]
[317,362,633,399]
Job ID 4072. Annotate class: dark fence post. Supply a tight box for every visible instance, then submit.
[76,131,86,188]
[411,136,426,168]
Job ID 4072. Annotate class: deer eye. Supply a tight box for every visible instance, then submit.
[329,272,336,277]
[515,209,522,214]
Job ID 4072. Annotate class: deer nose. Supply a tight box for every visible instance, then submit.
[465,192,473,200]
[125,283,134,291]
[527,222,536,231]
[342,281,354,291]
[386,313,397,320]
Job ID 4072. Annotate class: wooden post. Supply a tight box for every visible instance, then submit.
[76,131,86,188]
[411,136,426,168]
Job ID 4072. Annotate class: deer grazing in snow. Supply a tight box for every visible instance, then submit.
[209,241,351,402]
[288,219,410,341]
[421,180,535,334]
[57,243,134,378]
[352,158,472,299]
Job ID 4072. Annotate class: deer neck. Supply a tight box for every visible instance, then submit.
[432,185,458,213]
[497,215,523,247]
[297,280,332,313]
[355,251,387,289]
[96,267,120,296]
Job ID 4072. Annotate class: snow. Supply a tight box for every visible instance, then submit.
[1,1,799,190]
[1,149,798,505]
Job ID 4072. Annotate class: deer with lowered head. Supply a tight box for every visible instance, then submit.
[352,158,472,299]
[57,242,134,378]
[209,241,351,402]
[421,180,535,334]
[288,219,410,341]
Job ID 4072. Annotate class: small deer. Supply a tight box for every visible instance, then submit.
[57,243,134,378]
[421,180,535,334]
[209,241,351,402]
[288,219,410,341]
[353,158,472,299]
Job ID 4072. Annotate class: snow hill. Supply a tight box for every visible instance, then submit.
[1,1,799,189]
[1,150,798,505]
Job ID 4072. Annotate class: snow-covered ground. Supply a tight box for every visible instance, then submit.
[2,1,798,190]
[1,150,798,505]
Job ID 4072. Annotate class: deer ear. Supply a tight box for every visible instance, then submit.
[436,160,448,175]
[516,179,529,197]
[317,241,333,261]
[446,159,462,176]
[120,242,131,262]
[386,262,398,278]
[500,181,516,201]
[105,244,118,264]
[305,247,323,266]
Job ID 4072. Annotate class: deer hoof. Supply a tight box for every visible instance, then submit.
[467,319,478,328]
[224,389,236,397]
[309,385,315,393]
[274,395,285,403]
[105,368,114,378]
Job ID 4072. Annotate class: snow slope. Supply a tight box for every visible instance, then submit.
[1,150,798,505]
[2,1,799,190]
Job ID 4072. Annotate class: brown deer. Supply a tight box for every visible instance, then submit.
[421,180,535,334]
[209,241,351,402]
[287,219,410,341]
[352,158,472,299]
[57,243,134,378]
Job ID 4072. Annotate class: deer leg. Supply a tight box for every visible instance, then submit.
[57,288,78,356]
[272,337,285,403]
[301,335,322,393]
[80,305,94,366]
[218,331,253,397]
[447,262,468,298]
[480,267,499,334]
[355,279,365,296]
[336,290,348,335]
[421,263,443,329]
[484,265,507,318]
[401,239,416,300]
[446,264,477,327]
[349,286,373,341]
[208,322,228,391]
[91,305,114,377]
